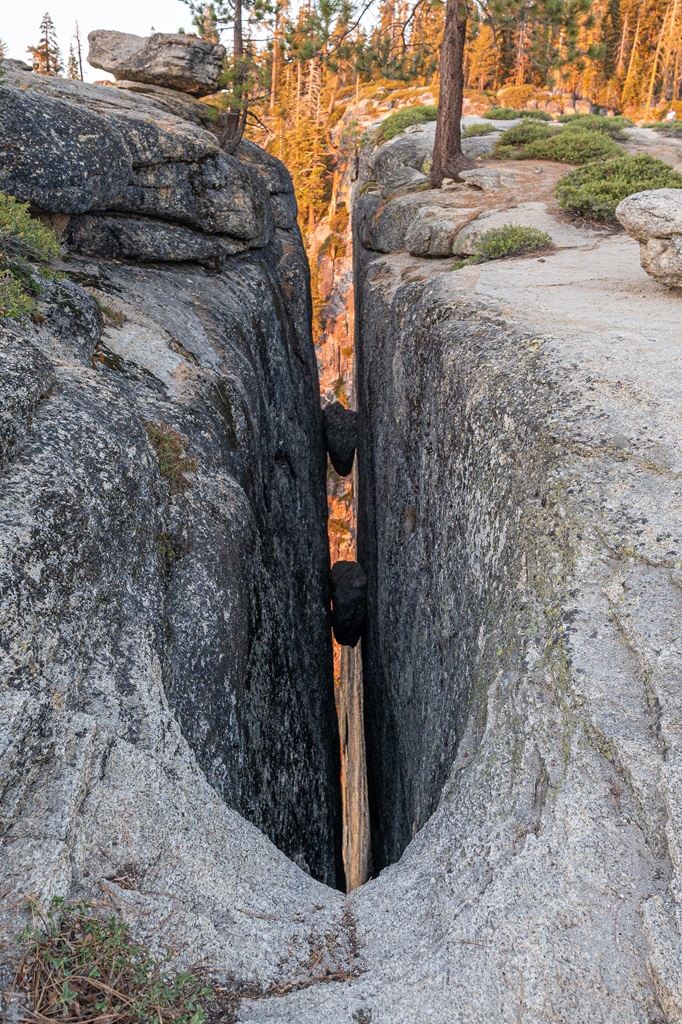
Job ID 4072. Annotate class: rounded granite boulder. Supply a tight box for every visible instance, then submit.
[88,30,226,97]
[616,188,682,288]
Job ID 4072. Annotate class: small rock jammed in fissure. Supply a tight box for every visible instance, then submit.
[330,560,367,648]
[322,400,358,477]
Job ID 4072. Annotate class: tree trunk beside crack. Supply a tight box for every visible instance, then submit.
[430,0,472,188]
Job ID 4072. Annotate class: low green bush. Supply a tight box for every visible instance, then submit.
[377,105,438,141]
[496,121,556,146]
[558,113,633,137]
[487,106,553,121]
[525,129,622,163]
[463,122,499,138]
[0,192,61,320]
[494,120,622,163]
[474,224,553,260]
[644,120,682,137]
[555,154,682,221]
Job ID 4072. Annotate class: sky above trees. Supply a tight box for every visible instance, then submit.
[2,1,196,79]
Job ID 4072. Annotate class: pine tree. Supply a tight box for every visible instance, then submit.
[431,0,471,187]
[67,43,80,80]
[467,22,497,89]
[74,22,84,81]
[28,12,62,76]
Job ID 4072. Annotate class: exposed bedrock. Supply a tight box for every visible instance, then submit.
[225,204,682,1020]
[0,59,343,915]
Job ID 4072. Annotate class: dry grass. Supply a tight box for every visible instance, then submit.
[5,898,209,1024]
[143,422,198,496]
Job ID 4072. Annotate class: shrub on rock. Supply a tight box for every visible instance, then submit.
[494,121,622,163]
[645,121,682,137]
[474,224,553,260]
[525,129,622,164]
[377,105,438,142]
[487,106,553,121]
[463,122,499,138]
[557,113,633,136]
[13,898,211,1024]
[0,192,61,320]
[143,421,198,495]
[556,155,682,222]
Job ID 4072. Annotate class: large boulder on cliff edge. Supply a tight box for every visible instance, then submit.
[616,188,682,288]
[88,30,225,97]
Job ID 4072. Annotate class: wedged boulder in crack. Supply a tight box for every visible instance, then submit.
[330,560,367,647]
[322,400,357,476]
[88,30,225,96]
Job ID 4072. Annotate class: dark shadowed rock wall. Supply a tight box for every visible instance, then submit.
[353,245,561,870]
[0,63,342,887]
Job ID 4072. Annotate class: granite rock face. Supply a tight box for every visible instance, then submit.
[182,182,681,1023]
[0,64,282,266]
[88,30,226,96]
[3,58,682,1024]
[0,56,343,947]
[617,188,682,287]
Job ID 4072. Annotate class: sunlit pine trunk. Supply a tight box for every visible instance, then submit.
[430,0,472,187]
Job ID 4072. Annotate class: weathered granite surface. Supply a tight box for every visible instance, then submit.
[219,160,682,1024]
[3,61,682,1024]
[0,56,343,951]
